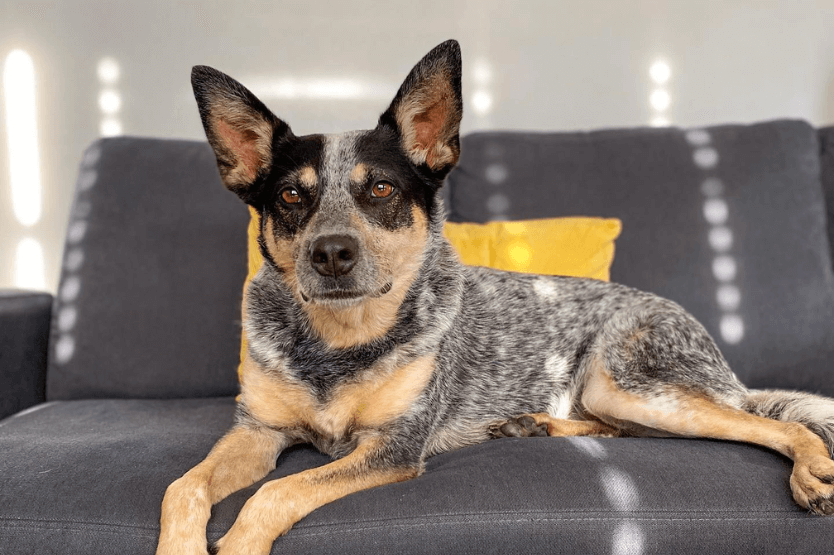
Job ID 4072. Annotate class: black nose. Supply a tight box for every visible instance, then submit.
[310,235,359,277]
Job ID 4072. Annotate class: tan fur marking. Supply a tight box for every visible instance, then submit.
[261,216,305,302]
[156,426,283,555]
[297,165,317,189]
[303,206,429,349]
[328,354,435,431]
[349,163,369,184]
[214,437,418,550]
[524,413,624,438]
[240,354,434,438]
[240,357,315,429]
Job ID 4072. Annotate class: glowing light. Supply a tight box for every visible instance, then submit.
[703,198,729,225]
[98,89,121,115]
[716,284,741,311]
[650,116,670,127]
[708,226,733,252]
[649,61,671,84]
[650,89,670,111]
[600,466,640,511]
[693,147,719,169]
[60,275,81,302]
[507,240,532,268]
[685,129,711,146]
[100,117,122,137]
[720,314,745,344]
[472,58,493,85]
[613,521,645,555]
[486,192,510,214]
[3,49,42,227]
[97,57,120,84]
[247,77,393,100]
[54,335,75,364]
[472,90,493,115]
[566,436,607,460]
[57,306,77,332]
[712,255,737,282]
[484,163,508,184]
[14,238,46,290]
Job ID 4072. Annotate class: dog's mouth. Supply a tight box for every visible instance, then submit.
[300,281,392,304]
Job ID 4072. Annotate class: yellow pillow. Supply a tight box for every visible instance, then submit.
[443,217,621,281]
[239,210,621,373]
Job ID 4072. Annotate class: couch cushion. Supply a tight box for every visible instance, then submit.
[443,217,621,280]
[47,137,249,400]
[2,398,833,554]
[446,120,834,396]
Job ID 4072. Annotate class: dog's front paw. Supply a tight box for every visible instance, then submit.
[156,538,209,555]
[212,529,275,555]
[791,456,834,515]
[489,415,549,439]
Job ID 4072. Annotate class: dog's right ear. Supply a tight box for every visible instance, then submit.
[191,66,291,204]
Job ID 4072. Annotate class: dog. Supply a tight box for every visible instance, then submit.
[157,39,834,555]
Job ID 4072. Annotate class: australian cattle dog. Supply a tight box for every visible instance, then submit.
[157,40,834,555]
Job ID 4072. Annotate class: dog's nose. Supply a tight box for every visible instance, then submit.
[310,235,359,277]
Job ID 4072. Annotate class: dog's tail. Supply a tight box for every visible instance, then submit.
[742,389,834,458]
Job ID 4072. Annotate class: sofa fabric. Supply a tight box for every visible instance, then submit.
[446,120,834,396]
[1,397,832,555]
[0,290,52,419]
[819,125,834,267]
[46,138,249,401]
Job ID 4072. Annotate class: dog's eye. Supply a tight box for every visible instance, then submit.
[281,187,301,205]
[371,181,395,199]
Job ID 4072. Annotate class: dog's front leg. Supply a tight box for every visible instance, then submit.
[157,425,289,555]
[213,435,420,555]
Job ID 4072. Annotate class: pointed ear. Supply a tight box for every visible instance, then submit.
[191,66,291,203]
[379,40,463,177]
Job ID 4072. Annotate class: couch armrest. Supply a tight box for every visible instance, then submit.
[0,290,52,419]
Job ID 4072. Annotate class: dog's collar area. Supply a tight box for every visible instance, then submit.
[299,281,393,304]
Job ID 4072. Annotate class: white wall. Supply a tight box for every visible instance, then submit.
[1,0,833,292]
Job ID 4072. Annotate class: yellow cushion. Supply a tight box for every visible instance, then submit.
[443,217,621,281]
[239,210,621,375]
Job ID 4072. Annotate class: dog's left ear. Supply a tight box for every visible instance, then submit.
[379,40,463,178]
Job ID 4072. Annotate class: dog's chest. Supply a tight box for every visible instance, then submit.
[240,355,435,452]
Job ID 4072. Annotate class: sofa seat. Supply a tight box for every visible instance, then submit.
[2,397,832,554]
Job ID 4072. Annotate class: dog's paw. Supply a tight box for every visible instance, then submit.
[489,415,549,439]
[791,456,834,515]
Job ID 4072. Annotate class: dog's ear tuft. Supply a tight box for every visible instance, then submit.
[379,40,463,177]
[191,66,291,203]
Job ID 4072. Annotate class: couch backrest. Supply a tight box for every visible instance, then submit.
[49,122,834,400]
[47,138,248,400]
[445,120,834,397]
[820,125,834,266]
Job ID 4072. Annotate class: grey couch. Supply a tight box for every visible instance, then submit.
[3,119,834,554]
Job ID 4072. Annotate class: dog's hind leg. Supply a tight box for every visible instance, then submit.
[581,356,834,515]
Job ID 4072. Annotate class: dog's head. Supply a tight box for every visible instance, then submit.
[192,40,462,310]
